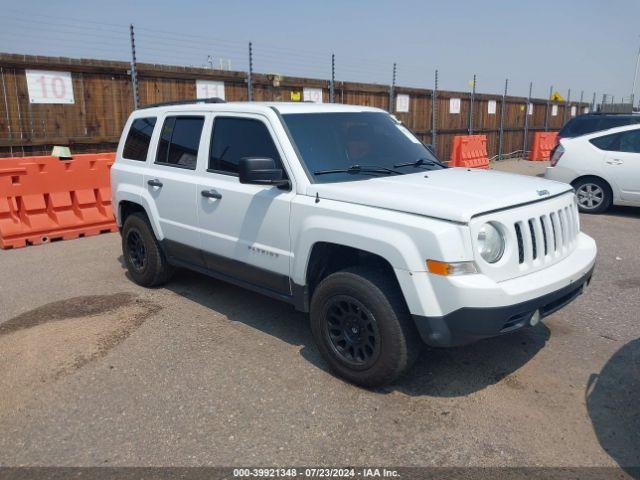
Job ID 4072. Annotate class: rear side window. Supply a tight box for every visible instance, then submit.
[590,132,621,151]
[617,130,640,153]
[155,116,204,169]
[123,117,156,161]
[209,117,282,175]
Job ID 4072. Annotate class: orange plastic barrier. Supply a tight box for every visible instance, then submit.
[0,153,117,249]
[449,135,489,169]
[529,132,558,161]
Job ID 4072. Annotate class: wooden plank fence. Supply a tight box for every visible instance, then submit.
[0,53,588,160]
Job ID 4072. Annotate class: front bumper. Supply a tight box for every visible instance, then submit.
[412,265,593,347]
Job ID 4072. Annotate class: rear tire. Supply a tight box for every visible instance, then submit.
[121,212,174,287]
[574,177,612,214]
[310,266,421,387]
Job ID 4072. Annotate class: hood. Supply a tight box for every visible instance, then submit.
[307,167,573,224]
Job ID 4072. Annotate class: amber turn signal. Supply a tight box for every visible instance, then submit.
[427,260,477,276]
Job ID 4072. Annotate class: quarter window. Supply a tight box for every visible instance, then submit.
[123,117,156,161]
[209,117,282,174]
[155,116,205,169]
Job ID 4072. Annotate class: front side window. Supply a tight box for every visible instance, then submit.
[123,117,156,161]
[209,117,282,174]
[155,116,204,169]
[282,111,443,183]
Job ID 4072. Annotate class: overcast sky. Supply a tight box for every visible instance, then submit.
[1,0,638,101]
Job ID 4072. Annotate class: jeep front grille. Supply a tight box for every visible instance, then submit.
[515,205,579,265]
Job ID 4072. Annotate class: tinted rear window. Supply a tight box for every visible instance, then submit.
[156,116,204,170]
[123,117,156,161]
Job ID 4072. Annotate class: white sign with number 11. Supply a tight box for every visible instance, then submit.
[26,70,75,104]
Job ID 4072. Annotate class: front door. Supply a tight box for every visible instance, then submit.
[196,114,294,295]
[144,113,207,265]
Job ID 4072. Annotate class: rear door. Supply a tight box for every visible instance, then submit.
[144,113,207,265]
[601,129,640,203]
[195,113,294,295]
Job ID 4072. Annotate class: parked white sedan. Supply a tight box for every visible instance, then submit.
[545,123,640,213]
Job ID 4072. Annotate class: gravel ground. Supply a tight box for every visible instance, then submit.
[0,159,638,471]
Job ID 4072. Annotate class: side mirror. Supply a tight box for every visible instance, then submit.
[238,157,290,188]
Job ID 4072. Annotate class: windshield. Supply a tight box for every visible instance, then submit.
[282,112,444,183]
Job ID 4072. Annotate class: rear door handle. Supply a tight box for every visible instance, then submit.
[201,189,222,199]
[605,159,624,165]
[147,179,163,187]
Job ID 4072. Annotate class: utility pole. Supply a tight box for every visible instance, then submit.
[129,24,139,109]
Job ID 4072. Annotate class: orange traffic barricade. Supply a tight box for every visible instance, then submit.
[0,153,117,249]
[449,135,489,169]
[529,132,558,161]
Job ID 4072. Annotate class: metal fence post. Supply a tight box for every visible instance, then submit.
[431,69,438,150]
[468,74,476,134]
[523,81,532,156]
[0,67,13,156]
[129,24,139,109]
[329,53,335,103]
[388,63,396,113]
[563,88,571,124]
[544,85,552,132]
[498,78,508,161]
[247,42,253,101]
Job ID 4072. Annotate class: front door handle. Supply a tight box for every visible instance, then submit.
[201,189,222,200]
[605,159,624,165]
[147,179,163,188]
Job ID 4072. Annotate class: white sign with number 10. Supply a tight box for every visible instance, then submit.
[26,70,75,104]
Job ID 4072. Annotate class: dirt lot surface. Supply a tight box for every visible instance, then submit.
[0,159,638,471]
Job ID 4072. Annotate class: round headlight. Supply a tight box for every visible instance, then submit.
[477,222,505,263]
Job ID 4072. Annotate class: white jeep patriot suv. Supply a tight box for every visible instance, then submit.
[111,99,597,387]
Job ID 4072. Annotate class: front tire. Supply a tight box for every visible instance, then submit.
[310,266,420,387]
[121,212,174,287]
[574,177,612,214]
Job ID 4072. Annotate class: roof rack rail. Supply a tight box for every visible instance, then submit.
[139,97,226,109]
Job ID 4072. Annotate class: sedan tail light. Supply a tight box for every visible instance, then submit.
[550,145,564,167]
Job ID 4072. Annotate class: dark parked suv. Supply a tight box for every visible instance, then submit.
[559,113,640,141]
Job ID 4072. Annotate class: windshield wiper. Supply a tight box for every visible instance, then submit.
[313,164,402,176]
[393,157,447,169]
